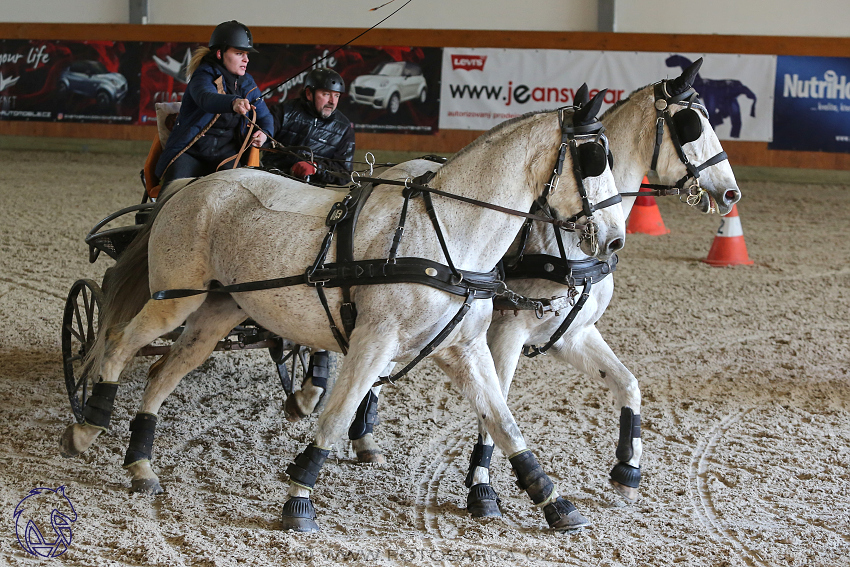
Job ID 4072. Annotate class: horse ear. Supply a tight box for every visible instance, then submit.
[574,83,590,107]
[668,57,703,95]
[573,88,607,126]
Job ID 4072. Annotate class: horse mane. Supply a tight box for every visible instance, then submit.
[444,108,562,167]
[600,83,651,119]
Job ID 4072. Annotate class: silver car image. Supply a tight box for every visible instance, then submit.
[58,60,128,107]
[349,61,428,114]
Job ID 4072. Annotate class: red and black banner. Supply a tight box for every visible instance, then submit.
[0,39,140,123]
[1,38,442,135]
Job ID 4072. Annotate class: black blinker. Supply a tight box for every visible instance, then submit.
[674,108,703,144]
[578,142,608,178]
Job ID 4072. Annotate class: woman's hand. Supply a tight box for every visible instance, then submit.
[232,98,252,115]
[251,130,267,147]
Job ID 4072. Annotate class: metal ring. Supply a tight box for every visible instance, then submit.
[450,273,464,286]
[350,170,361,187]
[366,152,375,176]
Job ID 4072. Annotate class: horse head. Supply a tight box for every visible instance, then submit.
[550,89,625,260]
[649,58,741,215]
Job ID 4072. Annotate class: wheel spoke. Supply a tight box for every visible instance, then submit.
[73,298,85,342]
[64,322,85,344]
[74,372,89,393]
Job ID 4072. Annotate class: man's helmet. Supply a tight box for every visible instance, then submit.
[209,21,257,53]
[304,68,345,94]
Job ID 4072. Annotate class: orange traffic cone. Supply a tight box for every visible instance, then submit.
[703,204,753,267]
[627,178,670,235]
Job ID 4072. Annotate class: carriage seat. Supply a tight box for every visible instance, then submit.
[142,101,261,200]
[142,102,182,200]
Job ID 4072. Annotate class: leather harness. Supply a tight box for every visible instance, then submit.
[152,108,623,384]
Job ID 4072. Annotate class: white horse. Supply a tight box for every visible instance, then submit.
[340,59,742,514]
[60,92,625,532]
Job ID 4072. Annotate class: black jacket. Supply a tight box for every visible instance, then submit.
[265,97,355,184]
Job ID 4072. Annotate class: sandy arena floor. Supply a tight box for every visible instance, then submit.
[0,149,848,566]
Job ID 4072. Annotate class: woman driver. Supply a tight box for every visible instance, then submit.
[155,20,273,188]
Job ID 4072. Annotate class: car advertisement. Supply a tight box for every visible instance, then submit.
[0,39,139,123]
[770,55,850,153]
[439,48,776,142]
[253,44,441,135]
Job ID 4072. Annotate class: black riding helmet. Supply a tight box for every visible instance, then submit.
[304,68,345,94]
[209,20,257,53]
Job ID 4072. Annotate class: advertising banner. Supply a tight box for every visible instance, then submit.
[439,48,775,142]
[138,43,442,135]
[770,55,850,153]
[256,44,441,135]
[138,41,201,126]
[0,39,139,123]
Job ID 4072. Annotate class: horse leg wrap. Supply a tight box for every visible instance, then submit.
[82,381,119,430]
[285,444,330,490]
[615,407,641,463]
[464,436,494,488]
[348,390,379,440]
[509,450,554,505]
[305,350,329,391]
[123,413,157,467]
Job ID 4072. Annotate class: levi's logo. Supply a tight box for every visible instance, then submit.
[451,55,487,71]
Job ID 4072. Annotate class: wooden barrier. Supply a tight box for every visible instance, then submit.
[3,23,850,169]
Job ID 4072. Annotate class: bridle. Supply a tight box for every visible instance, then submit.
[638,80,730,208]
[511,106,622,268]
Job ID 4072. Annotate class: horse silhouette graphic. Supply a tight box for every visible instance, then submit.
[666,55,756,138]
[13,486,77,558]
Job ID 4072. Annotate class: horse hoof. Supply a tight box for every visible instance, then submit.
[609,463,640,502]
[355,449,386,464]
[281,497,320,533]
[283,396,307,423]
[467,484,502,518]
[609,479,639,503]
[130,478,164,495]
[59,425,82,458]
[544,497,591,532]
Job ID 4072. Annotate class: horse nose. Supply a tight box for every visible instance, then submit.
[723,188,741,207]
[606,236,625,255]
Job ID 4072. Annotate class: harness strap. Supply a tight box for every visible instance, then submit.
[354,176,583,233]
[523,278,593,358]
[151,258,502,300]
[421,190,463,282]
[315,286,349,354]
[673,150,728,189]
[374,289,475,386]
[506,253,617,285]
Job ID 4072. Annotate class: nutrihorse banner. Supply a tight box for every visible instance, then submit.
[770,55,850,153]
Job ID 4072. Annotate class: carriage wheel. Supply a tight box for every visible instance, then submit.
[62,279,104,423]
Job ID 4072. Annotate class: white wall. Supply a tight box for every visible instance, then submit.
[3,0,597,31]
[615,0,850,37]
[2,0,849,37]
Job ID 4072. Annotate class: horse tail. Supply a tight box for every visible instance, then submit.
[80,181,191,381]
